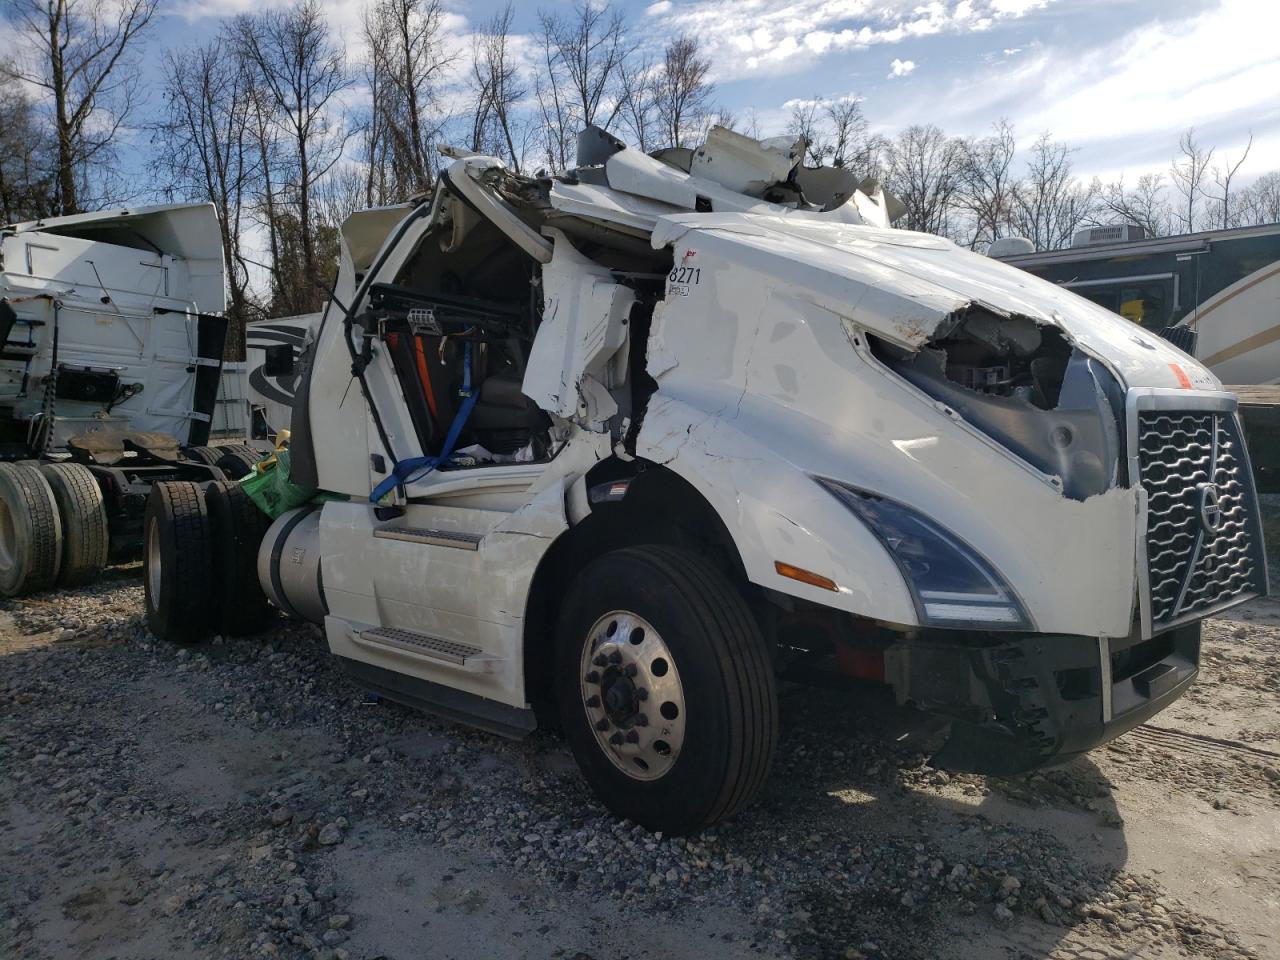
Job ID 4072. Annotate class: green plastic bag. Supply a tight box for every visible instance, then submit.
[240,448,318,519]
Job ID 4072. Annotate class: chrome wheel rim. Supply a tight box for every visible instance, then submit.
[146,518,161,600]
[579,610,686,781]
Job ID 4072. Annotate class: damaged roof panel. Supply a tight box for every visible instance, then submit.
[650,213,1222,390]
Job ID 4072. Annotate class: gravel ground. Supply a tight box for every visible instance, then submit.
[2,568,1278,960]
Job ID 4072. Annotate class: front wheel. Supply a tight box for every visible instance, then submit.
[555,545,777,834]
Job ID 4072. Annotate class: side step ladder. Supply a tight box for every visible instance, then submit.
[355,626,500,673]
[373,526,483,550]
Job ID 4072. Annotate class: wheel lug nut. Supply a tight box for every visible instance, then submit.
[609,732,624,746]
[608,650,622,665]
[585,671,600,684]
[625,730,639,744]
[585,694,601,708]
[595,718,610,731]
[636,688,648,701]
[592,654,608,667]
[622,663,637,678]
[635,713,648,727]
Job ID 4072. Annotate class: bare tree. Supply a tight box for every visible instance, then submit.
[617,53,656,152]
[957,119,1018,249]
[0,66,55,223]
[469,3,526,171]
[315,163,368,233]
[786,98,831,166]
[151,39,259,341]
[825,97,882,175]
[1210,133,1253,228]
[235,0,352,313]
[1012,132,1099,251]
[1170,127,1214,233]
[650,34,714,150]
[535,1,633,169]
[706,107,737,138]
[885,124,964,236]
[1100,172,1172,238]
[242,81,290,314]
[3,0,159,214]
[359,11,390,208]
[363,0,454,196]
[1235,170,1280,226]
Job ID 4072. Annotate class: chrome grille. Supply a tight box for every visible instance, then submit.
[1137,409,1265,629]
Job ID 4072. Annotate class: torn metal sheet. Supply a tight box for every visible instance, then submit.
[522,229,634,425]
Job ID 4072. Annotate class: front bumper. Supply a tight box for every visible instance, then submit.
[886,622,1201,775]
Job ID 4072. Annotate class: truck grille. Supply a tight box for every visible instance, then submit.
[1137,410,1265,629]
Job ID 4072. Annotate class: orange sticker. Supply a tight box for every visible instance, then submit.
[1168,363,1192,389]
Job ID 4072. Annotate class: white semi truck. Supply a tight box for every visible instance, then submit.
[0,204,260,596]
[143,128,1267,833]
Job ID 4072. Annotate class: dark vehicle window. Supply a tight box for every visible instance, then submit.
[1081,289,1118,313]
[1076,281,1169,328]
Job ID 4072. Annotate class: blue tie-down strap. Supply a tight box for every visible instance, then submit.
[371,342,477,503]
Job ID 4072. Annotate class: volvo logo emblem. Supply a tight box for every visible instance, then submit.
[1197,483,1223,534]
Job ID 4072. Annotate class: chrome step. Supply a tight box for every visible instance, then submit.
[373,526,482,550]
[356,627,498,671]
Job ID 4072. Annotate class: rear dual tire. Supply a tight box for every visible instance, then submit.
[144,481,214,643]
[0,462,109,596]
[143,480,274,642]
[205,481,275,636]
[181,445,222,467]
[0,463,62,597]
[40,463,108,587]
[214,445,262,480]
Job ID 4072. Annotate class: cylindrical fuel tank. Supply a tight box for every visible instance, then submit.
[257,506,326,624]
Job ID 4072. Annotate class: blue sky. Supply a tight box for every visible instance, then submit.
[12,0,1280,191]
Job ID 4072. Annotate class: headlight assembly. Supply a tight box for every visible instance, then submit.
[817,478,1032,631]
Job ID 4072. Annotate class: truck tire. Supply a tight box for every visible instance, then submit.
[214,446,261,480]
[39,463,108,587]
[182,445,222,467]
[205,480,274,635]
[144,481,213,643]
[555,545,777,834]
[0,463,63,597]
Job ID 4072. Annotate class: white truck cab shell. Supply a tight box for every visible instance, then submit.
[254,127,1266,817]
[0,203,228,448]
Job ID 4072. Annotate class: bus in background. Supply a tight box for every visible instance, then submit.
[993,222,1280,385]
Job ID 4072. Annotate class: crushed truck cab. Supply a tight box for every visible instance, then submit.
[157,127,1267,832]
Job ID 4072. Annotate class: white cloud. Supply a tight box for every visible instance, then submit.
[877,0,1280,176]
[646,1,674,15]
[650,0,1055,82]
[990,0,1048,14]
[888,57,916,78]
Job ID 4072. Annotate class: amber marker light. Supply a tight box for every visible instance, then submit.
[774,561,839,592]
